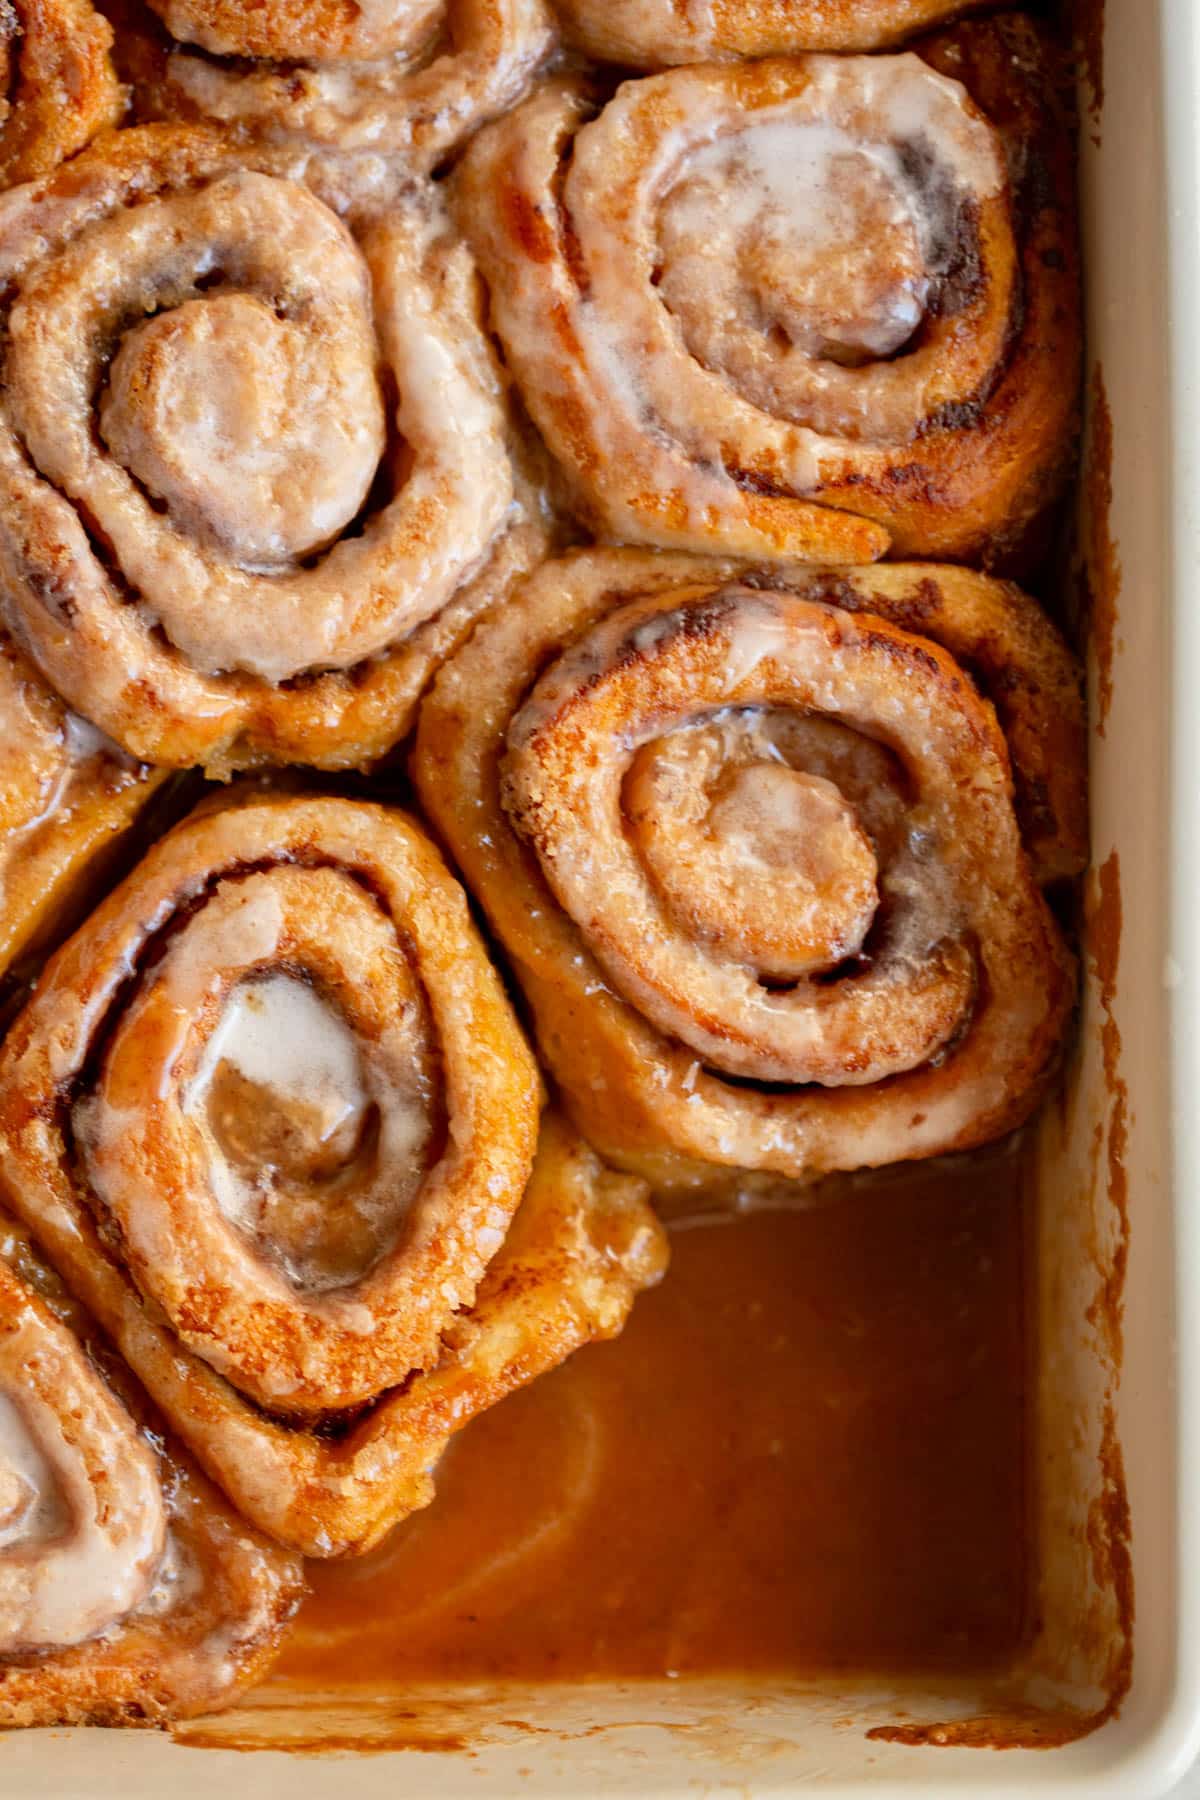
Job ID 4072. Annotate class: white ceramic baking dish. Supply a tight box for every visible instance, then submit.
[5,0,1198,1791]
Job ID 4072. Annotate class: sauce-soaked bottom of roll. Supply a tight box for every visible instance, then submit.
[0,1217,303,1728]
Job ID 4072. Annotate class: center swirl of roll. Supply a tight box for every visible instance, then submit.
[625,711,890,980]
[61,796,539,1420]
[189,966,421,1294]
[100,290,386,565]
[72,860,453,1410]
[501,585,1014,1089]
[658,122,931,376]
[561,52,1011,448]
[83,863,442,1305]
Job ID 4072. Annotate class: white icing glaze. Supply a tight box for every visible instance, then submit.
[196,974,367,1132]
[183,973,385,1296]
[0,1319,166,1652]
[134,1529,201,1619]
[101,291,387,568]
[167,881,286,1012]
[62,709,124,765]
[191,972,370,1166]
[0,1392,65,1549]
[158,0,553,161]
[5,174,514,689]
[659,120,929,360]
[90,870,440,1321]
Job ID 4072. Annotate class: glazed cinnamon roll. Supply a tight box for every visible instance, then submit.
[126,0,554,172]
[553,0,986,66]
[0,1215,302,1726]
[414,549,1082,1192]
[0,632,166,991]
[0,790,667,1554]
[0,123,544,775]
[457,15,1079,567]
[0,0,120,187]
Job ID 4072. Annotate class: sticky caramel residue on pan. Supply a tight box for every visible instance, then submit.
[874,851,1133,1750]
[1086,1396,1134,1705]
[172,1721,475,1756]
[1084,366,1121,733]
[1085,851,1129,1365]
[881,1394,1129,1749]
[1080,852,1134,1718]
[1069,0,1105,134]
[869,1701,1105,1750]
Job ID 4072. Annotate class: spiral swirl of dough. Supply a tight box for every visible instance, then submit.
[136,0,554,170]
[552,0,986,67]
[416,549,1081,1190]
[0,1277,166,1653]
[46,792,541,1418]
[0,125,538,773]
[0,1225,303,1724]
[457,17,1078,566]
[0,792,669,1555]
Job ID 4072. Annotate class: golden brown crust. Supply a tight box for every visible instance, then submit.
[0,631,167,986]
[455,15,1079,569]
[146,0,440,60]
[0,789,666,1555]
[0,0,121,189]
[554,0,988,65]
[0,122,547,774]
[413,547,1080,1192]
[0,1218,304,1727]
[781,564,1088,885]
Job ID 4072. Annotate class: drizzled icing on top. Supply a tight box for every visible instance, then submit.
[0,1305,166,1653]
[659,122,931,362]
[197,974,368,1132]
[645,57,1006,438]
[0,1392,66,1551]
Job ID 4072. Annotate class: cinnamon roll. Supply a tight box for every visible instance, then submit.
[456,15,1079,567]
[553,0,987,66]
[0,632,166,991]
[126,0,554,173]
[0,1215,302,1726]
[0,123,544,775]
[0,0,120,187]
[414,549,1082,1191]
[0,790,667,1554]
